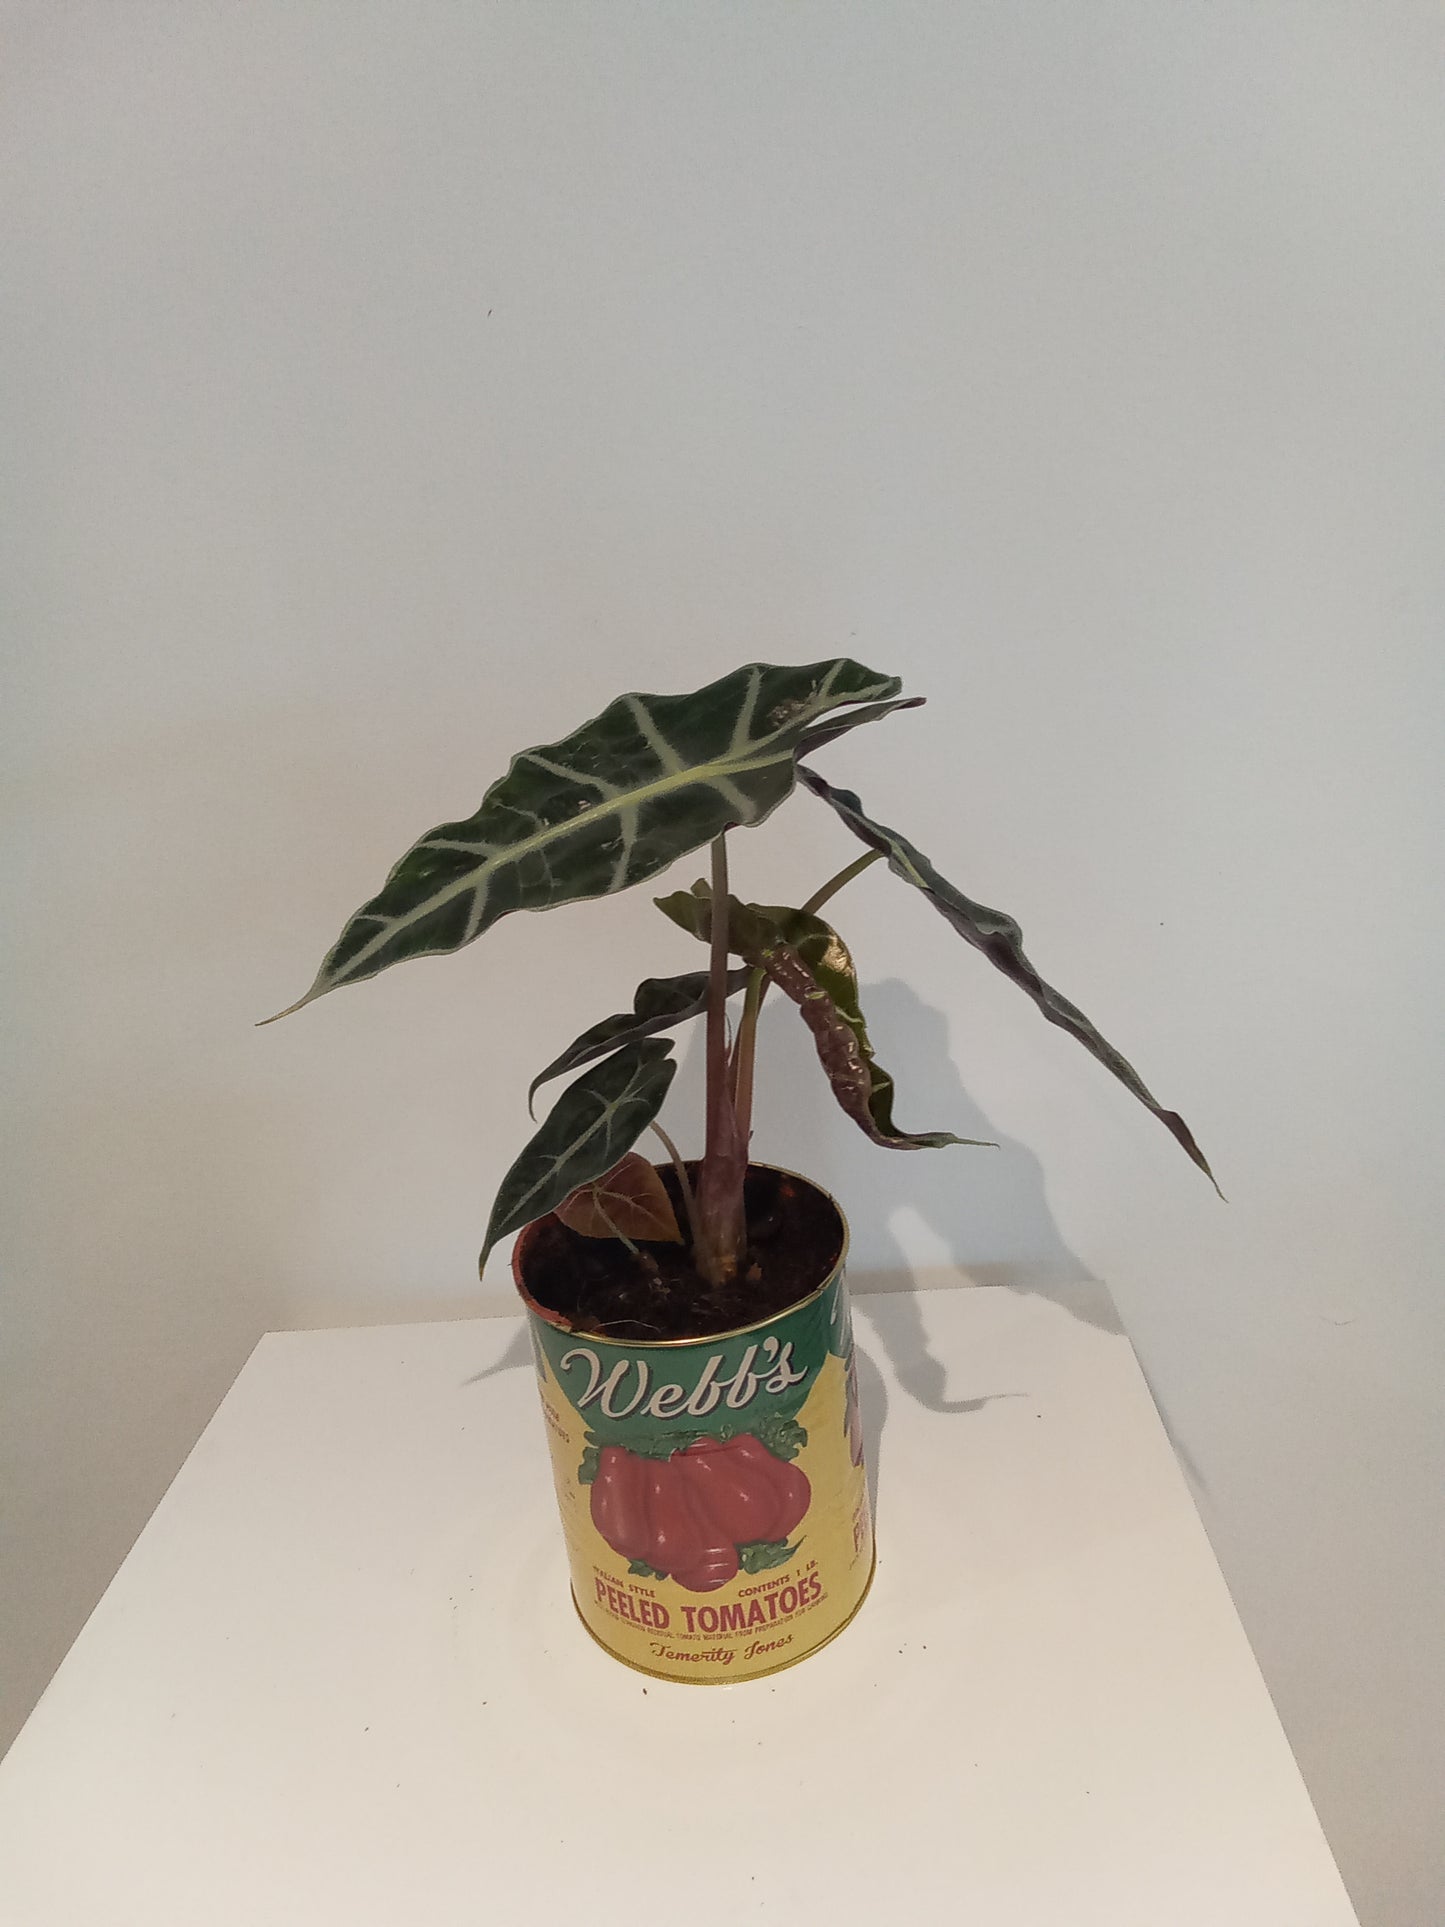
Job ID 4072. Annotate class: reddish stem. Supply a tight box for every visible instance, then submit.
[691,835,747,1286]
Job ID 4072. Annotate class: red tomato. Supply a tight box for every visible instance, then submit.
[589,1444,651,1562]
[724,1434,811,1539]
[587,1433,810,1590]
[638,1457,714,1581]
[678,1436,791,1544]
[669,1538,741,1593]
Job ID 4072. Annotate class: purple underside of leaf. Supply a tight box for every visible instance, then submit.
[751,937,971,1150]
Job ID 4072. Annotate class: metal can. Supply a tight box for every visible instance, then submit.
[514,1171,874,1684]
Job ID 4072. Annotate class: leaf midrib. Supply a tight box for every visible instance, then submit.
[328,740,808,989]
[507,1079,642,1223]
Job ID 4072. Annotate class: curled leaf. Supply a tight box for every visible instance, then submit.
[655,884,987,1151]
[793,693,925,757]
[555,1152,683,1244]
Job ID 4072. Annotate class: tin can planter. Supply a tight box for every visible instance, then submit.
[514,1167,874,1684]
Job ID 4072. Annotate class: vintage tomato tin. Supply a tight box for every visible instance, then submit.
[513,1171,874,1684]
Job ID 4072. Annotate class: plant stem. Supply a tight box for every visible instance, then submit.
[730,969,765,1147]
[692,833,747,1287]
[705,833,732,1138]
[594,1199,640,1257]
[649,1121,699,1248]
[729,848,885,1146]
[802,848,883,915]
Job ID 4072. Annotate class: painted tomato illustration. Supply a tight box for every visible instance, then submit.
[587,1446,654,1565]
[588,1434,811,1593]
[679,1435,810,1545]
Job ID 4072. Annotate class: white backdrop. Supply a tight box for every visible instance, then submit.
[4,6,1442,1921]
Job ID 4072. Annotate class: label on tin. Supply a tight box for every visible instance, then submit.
[527,1269,872,1682]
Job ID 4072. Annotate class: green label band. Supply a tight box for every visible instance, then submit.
[529,1270,849,1448]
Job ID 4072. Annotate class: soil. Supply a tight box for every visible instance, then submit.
[520,1162,846,1342]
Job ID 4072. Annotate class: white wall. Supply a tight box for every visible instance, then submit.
[4,6,1442,1920]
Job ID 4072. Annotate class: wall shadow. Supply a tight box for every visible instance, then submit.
[745,977,1107,1428]
[782,979,1208,1493]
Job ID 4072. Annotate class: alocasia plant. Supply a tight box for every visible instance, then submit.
[267,659,1216,1289]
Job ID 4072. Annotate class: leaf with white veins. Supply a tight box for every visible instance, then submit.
[480,1040,677,1272]
[527,967,751,1116]
[266,659,903,1020]
[798,766,1220,1192]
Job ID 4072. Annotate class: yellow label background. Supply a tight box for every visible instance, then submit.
[534,1346,874,1683]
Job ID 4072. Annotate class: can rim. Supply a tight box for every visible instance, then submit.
[512,1160,850,1350]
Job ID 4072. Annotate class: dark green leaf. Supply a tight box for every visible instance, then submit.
[479,1040,677,1271]
[798,767,1220,1192]
[750,1413,809,1462]
[527,968,751,1116]
[653,881,725,946]
[577,1445,600,1486]
[655,885,989,1151]
[628,1558,668,1580]
[737,1539,799,1573]
[266,659,903,1019]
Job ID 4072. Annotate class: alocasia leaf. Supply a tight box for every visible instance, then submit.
[798,766,1220,1192]
[479,1039,677,1271]
[527,967,751,1115]
[266,659,903,1020]
[555,1152,683,1244]
[655,884,988,1151]
[793,693,925,757]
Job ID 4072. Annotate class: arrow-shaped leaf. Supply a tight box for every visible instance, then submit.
[527,967,751,1115]
[655,885,987,1151]
[268,659,904,1020]
[798,766,1220,1191]
[480,1039,677,1272]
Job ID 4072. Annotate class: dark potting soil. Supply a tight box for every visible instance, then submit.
[521,1163,845,1342]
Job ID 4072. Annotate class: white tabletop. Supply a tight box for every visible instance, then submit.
[0,1283,1358,1926]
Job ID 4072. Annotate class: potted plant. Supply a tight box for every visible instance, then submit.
[267,658,1214,1683]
